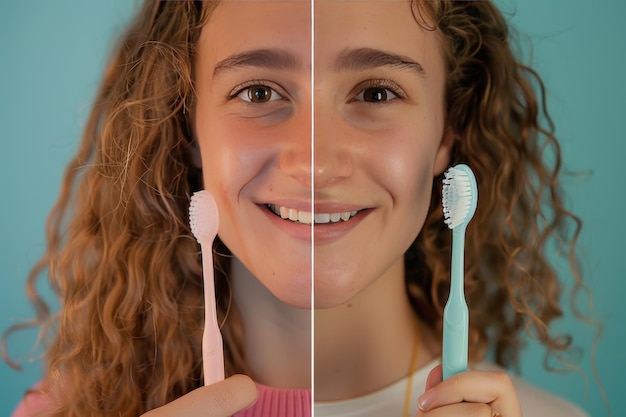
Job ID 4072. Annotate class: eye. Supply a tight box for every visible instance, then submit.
[355,86,398,103]
[236,85,284,103]
[349,79,405,104]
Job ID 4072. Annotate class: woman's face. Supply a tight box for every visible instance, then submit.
[313,1,452,308]
[195,1,313,308]
[195,1,451,309]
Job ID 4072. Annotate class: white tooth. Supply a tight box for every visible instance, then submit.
[289,208,298,221]
[330,213,341,222]
[298,211,312,224]
[280,206,289,219]
[341,211,351,221]
[351,211,357,216]
[314,213,331,224]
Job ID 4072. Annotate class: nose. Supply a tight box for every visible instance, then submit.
[313,105,353,189]
[277,105,313,187]
[278,95,354,189]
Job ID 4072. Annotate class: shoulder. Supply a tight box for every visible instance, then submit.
[11,382,53,417]
[474,362,589,417]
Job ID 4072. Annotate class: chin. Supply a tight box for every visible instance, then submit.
[264,266,313,310]
[269,285,312,310]
[278,293,313,310]
[313,273,364,310]
[312,256,404,310]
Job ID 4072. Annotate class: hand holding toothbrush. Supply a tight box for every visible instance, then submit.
[426,166,523,417]
[416,364,522,417]
[141,374,258,417]
[139,191,259,417]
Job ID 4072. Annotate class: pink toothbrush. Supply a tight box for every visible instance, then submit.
[189,190,225,385]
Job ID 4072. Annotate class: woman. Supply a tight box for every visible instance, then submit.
[313,2,586,416]
[7,1,590,416]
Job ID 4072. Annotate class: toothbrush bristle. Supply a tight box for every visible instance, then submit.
[442,164,478,229]
[189,191,219,243]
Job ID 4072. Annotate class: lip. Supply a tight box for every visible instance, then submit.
[258,201,372,243]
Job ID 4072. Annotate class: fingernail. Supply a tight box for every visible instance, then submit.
[417,389,436,411]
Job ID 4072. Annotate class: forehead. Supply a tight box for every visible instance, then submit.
[314,1,445,73]
[199,1,311,65]
[198,0,445,82]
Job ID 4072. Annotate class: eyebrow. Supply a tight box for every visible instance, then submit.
[333,47,426,77]
[213,48,300,77]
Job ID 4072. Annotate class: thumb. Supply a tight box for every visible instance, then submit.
[143,374,258,417]
[424,364,443,391]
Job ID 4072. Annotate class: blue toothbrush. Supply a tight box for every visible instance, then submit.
[441,164,478,380]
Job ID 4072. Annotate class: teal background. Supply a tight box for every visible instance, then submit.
[1,1,623,416]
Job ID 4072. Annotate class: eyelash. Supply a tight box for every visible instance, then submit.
[227,80,287,103]
[349,79,406,104]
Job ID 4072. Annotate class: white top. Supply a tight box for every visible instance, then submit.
[314,360,589,417]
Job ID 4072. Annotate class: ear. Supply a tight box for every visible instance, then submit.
[433,126,455,176]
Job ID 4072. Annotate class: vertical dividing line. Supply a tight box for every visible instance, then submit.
[310,0,315,413]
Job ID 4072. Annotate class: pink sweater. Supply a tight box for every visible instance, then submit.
[11,383,311,417]
[236,384,311,417]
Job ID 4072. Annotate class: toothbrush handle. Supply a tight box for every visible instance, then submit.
[202,242,225,386]
[443,227,469,380]
[442,295,469,379]
[203,329,225,385]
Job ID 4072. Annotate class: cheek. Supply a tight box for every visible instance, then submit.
[197,116,275,195]
[372,123,440,211]
[195,112,278,246]
[194,112,313,308]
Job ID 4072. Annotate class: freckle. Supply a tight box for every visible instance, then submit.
[347,303,352,308]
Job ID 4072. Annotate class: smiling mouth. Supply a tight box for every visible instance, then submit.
[266,204,359,225]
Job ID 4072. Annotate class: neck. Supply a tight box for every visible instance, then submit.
[231,258,312,389]
[314,259,438,401]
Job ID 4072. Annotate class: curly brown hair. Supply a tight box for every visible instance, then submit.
[4,2,233,416]
[3,1,590,416]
